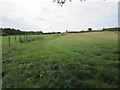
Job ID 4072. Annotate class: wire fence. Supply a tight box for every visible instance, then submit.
[3,33,64,46]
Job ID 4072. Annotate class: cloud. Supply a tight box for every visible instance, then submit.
[0,0,118,32]
[34,18,45,21]
[119,1,120,27]
[2,16,40,30]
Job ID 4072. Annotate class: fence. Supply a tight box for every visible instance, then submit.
[5,33,63,46]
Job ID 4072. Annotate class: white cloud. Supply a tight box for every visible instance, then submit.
[0,0,118,32]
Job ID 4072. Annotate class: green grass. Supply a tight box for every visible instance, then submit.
[2,31,119,88]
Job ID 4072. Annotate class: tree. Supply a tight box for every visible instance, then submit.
[53,0,105,7]
[88,28,92,32]
[102,28,105,31]
[53,0,86,6]
[66,30,68,33]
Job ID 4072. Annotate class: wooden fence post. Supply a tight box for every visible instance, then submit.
[8,36,10,46]
[24,34,25,41]
[34,34,35,38]
[29,34,30,40]
[26,34,28,40]
[15,35,17,43]
[19,35,22,42]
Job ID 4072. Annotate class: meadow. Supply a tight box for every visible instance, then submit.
[2,31,119,88]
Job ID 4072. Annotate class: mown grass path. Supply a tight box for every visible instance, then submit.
[2,31,119,88]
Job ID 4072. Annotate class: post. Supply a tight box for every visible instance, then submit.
[8,36,10,46]
[29,34,30,39]
[19,35,21,43]
[34,34,35,38]
[26,34,28,40]
[24,34,25,41]
[15,35,17,43]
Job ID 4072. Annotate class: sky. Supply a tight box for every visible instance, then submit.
[0,0,119,32]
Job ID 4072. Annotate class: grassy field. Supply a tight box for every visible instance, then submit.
[2,31,119,88]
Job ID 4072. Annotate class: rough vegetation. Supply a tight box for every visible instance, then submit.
[2,31,119,88]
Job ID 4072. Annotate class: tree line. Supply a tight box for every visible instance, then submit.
[0,28,43,36]
[102,27,120,31]
[0,27,119,36]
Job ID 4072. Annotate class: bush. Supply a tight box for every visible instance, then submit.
[2,32,8,36]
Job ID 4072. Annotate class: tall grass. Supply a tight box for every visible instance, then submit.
[2,31,119,88]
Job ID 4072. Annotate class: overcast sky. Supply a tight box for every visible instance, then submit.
[0,0,119,32]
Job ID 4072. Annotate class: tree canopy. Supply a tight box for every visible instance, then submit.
[52,0,106,6]
[53,0,86,6]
